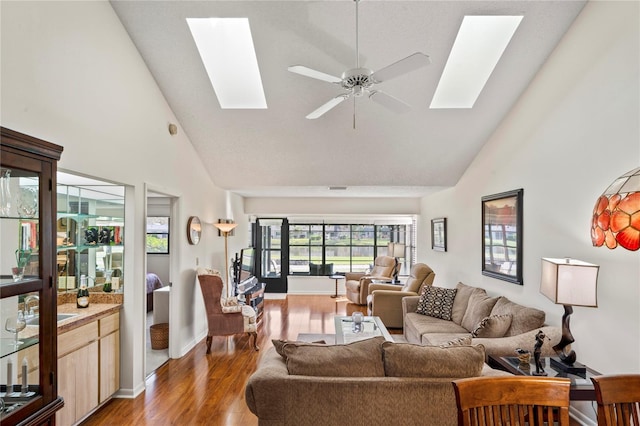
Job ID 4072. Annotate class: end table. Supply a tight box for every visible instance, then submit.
[328,274,345,298]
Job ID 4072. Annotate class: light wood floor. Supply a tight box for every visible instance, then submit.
[82,295,367,425]
[82,295,582,426]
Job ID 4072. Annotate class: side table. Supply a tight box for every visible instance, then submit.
[328,274,345,298]
[488,355,601,401]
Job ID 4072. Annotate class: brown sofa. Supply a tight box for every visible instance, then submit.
[245,337,511,426]
[366,263,435,328]
[345,255,396,305]
[402,282,562,358]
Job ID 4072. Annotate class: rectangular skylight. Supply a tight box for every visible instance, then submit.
[187,18,267,109]
[430,15,523,109]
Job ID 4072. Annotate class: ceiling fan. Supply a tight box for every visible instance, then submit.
[288,0,431,125]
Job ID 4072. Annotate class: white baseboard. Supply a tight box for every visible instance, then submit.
[114,382,145,399]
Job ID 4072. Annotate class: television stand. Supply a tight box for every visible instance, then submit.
[238,279,265,325]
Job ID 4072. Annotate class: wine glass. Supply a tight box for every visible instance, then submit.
[5,313,27,347]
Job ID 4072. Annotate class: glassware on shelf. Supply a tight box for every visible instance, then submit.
[4,313,27,347]
[17,187,38,218]
[0,168,11,216]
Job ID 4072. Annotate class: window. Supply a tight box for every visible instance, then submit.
[146,216,169,254]
[289,223,412,275]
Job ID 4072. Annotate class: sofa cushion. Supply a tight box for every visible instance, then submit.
[451,282,487,325]
[420,332,472,346]
[382,342,485,378]
[490,297,546,337]
[471,314,513,338]
[461,293,499,332]
[282,336,385,377]
[416,286,457,320]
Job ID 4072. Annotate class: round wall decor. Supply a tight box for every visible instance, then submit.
[187,216,202,245]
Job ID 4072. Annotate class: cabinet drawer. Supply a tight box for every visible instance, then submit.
[58,321,99,357]
[99,312,120,336]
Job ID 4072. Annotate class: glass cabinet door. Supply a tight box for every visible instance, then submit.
[1,167,42,420]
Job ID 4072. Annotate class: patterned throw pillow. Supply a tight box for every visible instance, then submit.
[471,314,513,338]
[439,335,473,348]
[416,286,457,321]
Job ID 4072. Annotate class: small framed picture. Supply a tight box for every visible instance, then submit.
[431,218,447,252]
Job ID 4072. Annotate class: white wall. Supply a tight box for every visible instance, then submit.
[418,1,639,421]
[1,1,249,398]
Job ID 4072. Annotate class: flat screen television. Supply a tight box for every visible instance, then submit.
[238,247,255,283]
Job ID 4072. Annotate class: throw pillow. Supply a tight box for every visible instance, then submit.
[416,286,457,321]
[382,342,485,378]
[490,296,546,337]
[451,282,487,325]
[283,336,385,377]
[439,335,473,348]
[461,293,499,332]
[272,339,326,358]
[471,314,513,338]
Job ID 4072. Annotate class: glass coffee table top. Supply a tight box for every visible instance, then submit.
[334,315,393,344]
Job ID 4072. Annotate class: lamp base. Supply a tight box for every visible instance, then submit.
[550,357,587,376]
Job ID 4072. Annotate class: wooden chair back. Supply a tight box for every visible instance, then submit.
[591,374,640,426]
[452,376,571,426]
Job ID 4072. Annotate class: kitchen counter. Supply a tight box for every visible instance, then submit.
[56,303,122,334]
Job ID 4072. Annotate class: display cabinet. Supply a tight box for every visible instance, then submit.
[1,127,64,425]
[56,183,124,292]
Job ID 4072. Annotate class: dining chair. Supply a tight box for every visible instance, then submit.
[452,376,571,426]
[591,374,640,426]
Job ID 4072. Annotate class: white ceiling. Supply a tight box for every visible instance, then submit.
[110,0,586,199]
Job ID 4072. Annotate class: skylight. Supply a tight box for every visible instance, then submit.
[430,15,523,109]
[187,18,267,109]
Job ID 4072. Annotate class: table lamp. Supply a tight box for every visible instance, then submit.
[213,222,238,298]
[540,257,599,374]
[387,242,405,284]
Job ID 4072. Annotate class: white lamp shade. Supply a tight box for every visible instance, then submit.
[387,242,405,258]
[213,222,238,234]
[540,258,599,307]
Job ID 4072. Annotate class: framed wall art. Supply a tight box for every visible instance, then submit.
[431,218,447,252]
[481,189,523,285]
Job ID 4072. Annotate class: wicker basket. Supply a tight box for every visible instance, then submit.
[150,323,169,350]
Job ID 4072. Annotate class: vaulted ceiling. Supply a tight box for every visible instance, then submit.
[110,0,586,198]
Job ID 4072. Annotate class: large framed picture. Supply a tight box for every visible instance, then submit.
[482,189,523,285]
[431,218,447,252]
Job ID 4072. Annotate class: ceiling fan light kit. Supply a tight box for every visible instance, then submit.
[288,0,430,123]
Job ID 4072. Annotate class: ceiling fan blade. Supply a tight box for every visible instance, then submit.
[369,90,411,114]
[371,52,431,83]
[306,94,349,119]
[288,65,342,84]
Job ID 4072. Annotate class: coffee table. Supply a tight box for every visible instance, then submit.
[334,315,393,344]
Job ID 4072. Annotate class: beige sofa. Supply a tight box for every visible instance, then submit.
[245,337,511,426]
[402,282,562,358]
[366,263,435,328]
[345,255,396,305]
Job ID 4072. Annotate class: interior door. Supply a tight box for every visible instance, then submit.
[255,218,288,293]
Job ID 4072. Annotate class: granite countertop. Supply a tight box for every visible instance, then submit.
[56,303,122,334]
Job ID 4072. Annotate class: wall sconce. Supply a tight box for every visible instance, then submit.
[591,167,640,251]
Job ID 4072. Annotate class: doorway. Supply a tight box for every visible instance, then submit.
[255,218,289,293]
[145,192,174,376]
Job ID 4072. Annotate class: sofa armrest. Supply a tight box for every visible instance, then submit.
[368,283,402,294]
[472,325,562,359]
[402,295,420,318]
[345,272,365,281]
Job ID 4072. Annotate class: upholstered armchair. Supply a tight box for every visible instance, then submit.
[197,268,259,353]
[366,263,435,328]
[345,255,397,305]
